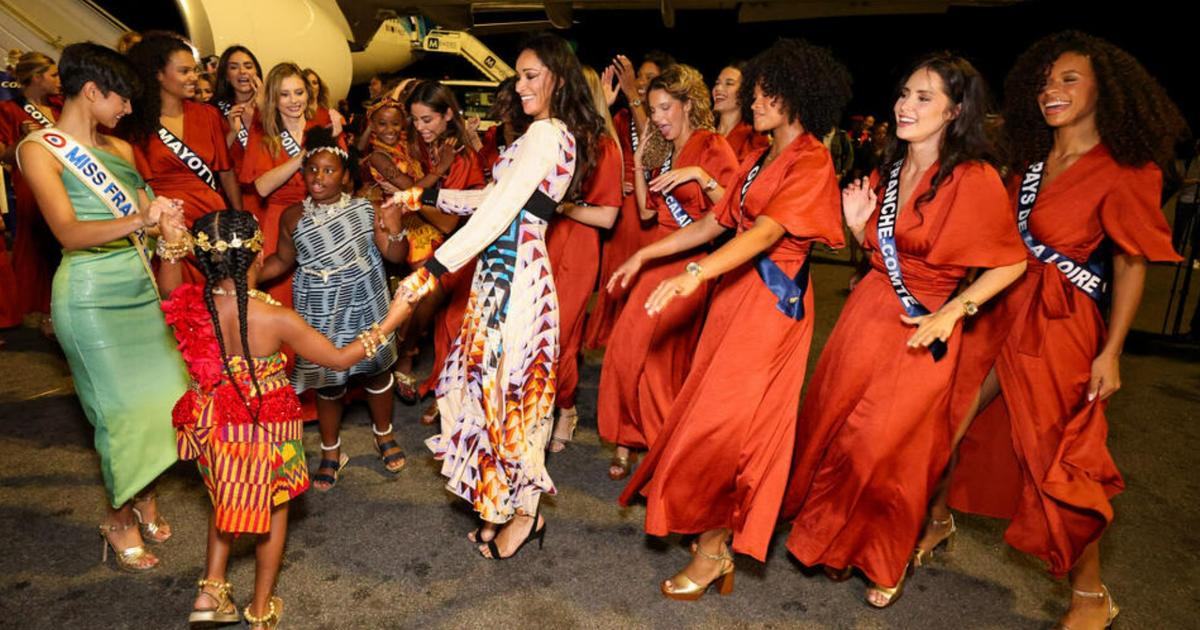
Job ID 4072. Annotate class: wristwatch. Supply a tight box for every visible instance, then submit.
[685,261,703,279]
[630,98,642,108]
[704,177,718,192]
[959,296,979,317]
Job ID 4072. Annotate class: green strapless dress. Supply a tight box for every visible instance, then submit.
[50,147,187,507]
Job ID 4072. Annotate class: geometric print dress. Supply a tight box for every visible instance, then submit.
[401,118,577,524]
[290,194,397,393]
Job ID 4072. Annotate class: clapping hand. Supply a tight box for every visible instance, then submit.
[841,177,877,233]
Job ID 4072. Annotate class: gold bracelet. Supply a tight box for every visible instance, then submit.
[155,234,194,263]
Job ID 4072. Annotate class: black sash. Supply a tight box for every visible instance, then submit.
[736,150,812,321]
[655,152,693,228]
[157,126,219,191]
[217,100,250,149]
[20,100,54,128]
[877,160,946,361]
[280,129,302,158]
[1016,161,1109,302]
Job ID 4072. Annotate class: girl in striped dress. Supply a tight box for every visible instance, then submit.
[260,127,410,490]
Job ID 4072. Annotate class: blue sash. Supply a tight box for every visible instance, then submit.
[656,153,693,228]
[1016,161,1108,302]
[877,160,946,361]
[737,151,811,321]
[217,100,249,149]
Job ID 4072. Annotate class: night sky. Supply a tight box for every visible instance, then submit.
[105,0,1194,131]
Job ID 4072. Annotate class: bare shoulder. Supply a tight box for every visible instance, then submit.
[100,135,136,163]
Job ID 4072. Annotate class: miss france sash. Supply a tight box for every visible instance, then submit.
[1016,161,1108,302]
[738,150,812,321]
[279,128,302,158]
[21,129,158,292]
[878,160,946,361]
[216,100,249,149]
[655,152,693,228]
[21,100,55,128]
[157,126,219,191]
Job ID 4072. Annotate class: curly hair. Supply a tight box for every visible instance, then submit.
[641,64,713,170]
[191,210,264,422]
[517,33,607,199]
[1003,30,1188,170]
[878,53,1001,214]
[738,39,851,139]
[120,31,196,145]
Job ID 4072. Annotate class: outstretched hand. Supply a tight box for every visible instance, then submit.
[607,253,644,293]
[645,272,701,315]
[842,177,877,233]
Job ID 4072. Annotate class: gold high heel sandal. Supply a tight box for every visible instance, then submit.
[131,491,172,544]
[1054,585,1119,630]
[188,579,240,627]
[243,596,284,630]
[661,544,735,601]
[865,564,912,609]
[548,407,579,453]
[913,514,957,568]
[98,522,159,572]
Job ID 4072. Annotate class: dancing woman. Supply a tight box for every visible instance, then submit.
[711,61,769,160]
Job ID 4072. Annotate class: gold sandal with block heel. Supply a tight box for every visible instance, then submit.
[913,514,956,568]
[661,544,735,601]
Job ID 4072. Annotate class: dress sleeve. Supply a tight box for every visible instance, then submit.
[759,148,845,248]
[925,162,1026,268]
[443,149,486,190]
[1099,164,1181,262]
[425,120,562,277]
[580,136,623,208]
[435,185,494,216]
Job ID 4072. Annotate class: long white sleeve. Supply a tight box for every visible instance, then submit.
[436,186,493,216]
[429,120,562,274]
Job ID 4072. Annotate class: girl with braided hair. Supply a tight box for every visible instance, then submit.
[156,208,412,629]
[260,126,410,490]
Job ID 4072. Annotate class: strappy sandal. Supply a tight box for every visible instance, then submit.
[98,522,159,572]
[393,370,419,404]
[912,514,956,568]
[467,523,496,544]
[548,406,579,453]
[312,440,350,492]
[243,596,284,630]
[480,503,546,560]
[661,542,735,600]
[371,423,407,473]
[188,578,240,627]
[420,399,440,426]
[1054,585,1119,630]
[865,563,912,609]
[131,491,172,544]
[608,450,636,480]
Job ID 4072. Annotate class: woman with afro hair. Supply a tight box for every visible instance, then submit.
[939,32,1185,629]
[616,39,850,600]
[781,52,1028,608]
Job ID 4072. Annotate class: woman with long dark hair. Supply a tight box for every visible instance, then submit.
[782,54,1027,607]
[711,61,769,161]
[940,32,1185,629]
[396,33,605,558]
[617,39,849,600]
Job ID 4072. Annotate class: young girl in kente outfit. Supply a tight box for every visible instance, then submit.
[155,209,411,629]
[260,127,410,491]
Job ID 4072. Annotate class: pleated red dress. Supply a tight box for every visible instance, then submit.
[417,147,487,396]
[723,121,770,162]
[596,130,739,450]
[132,100,232,284]
[0,98,61,319]
[949,145,1180,576]
[620,133,843,560]
[585,108,651,349]
[783,161,1025,587]
[547,135,622,409]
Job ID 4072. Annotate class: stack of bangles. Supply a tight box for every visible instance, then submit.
[156,233,194,263]
[357,323,388,358]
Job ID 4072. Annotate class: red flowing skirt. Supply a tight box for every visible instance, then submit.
[584,194,646,349]
[546,218,600,409]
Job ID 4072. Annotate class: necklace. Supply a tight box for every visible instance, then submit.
[210,286,281,306]
[302,193,351,227]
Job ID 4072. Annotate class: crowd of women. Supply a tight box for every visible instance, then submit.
[0,22,1186,630]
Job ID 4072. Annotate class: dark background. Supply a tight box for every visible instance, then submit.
[107,0,1194,131]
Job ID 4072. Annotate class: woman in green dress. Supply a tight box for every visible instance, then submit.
[17,43,188,572]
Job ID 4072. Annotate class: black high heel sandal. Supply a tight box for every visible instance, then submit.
[480,503,546,560]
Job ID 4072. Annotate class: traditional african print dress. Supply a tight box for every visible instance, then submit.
[400,118,576,524]
[163,284,309,534]
[290,194,397,392]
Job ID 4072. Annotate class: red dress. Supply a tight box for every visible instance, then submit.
[723,121,770,162]
[217,103,262,218]
[132,100,232,284]
[0,98,61,318]
[619,134,843,560]
[585,108,651,349]
[597,130,739,449]
[417,147,487,396]
[547,135,622,409]
[949,146,1180,576]
[783,161,1025,587]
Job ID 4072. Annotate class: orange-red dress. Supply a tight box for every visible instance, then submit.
[597,130,739,450]
[723,121,770,162]
[585,108,651,349]
[132,100,232,284]
[949,146,1180,576]
[216,102,262,219]
[783,161,1026,587]
[0,98,61,318]
[416,147,487,396]
[547,135,622,409]
[620,133,843,560]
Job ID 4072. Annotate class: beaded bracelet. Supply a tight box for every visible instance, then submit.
[357,323,386,358]
[155,234,194,263]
